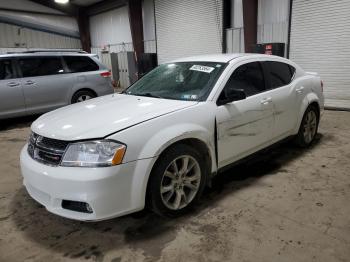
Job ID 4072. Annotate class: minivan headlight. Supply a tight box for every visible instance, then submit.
[61,140,126,167]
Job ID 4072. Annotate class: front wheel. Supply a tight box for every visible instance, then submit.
[148,144,208,217]
[295,105,319,147]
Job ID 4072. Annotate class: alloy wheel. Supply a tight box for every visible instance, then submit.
[160,155,201,210]
[303,110,317,143]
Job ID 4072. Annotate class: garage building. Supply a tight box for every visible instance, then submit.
[1,0,349,109]
[1,1,350,262]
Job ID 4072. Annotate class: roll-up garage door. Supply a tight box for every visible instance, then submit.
[154,0,223,64]
[289,0,350,109]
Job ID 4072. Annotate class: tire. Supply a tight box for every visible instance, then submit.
[295,105,319,147]
[147,144,208,217]
[71,90,96,104]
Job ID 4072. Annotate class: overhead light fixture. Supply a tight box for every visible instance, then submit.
[55,0,69,4]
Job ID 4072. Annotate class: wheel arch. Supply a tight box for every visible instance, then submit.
[294,92,321,133]
[71,88,97,103]
[153,137,213,175]
[144,137,213,210]
[128,126,216,210]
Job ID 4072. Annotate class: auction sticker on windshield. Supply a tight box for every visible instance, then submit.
[190,65,215,73]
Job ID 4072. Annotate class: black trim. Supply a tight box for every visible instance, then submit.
[214,118,219,168]
[287,0,293,59]
[260,61,272,90]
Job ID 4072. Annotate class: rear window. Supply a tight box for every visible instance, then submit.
[63,56,99,73]
[266,61,295,89]
[18,57,64,77]
[0,59,15,80]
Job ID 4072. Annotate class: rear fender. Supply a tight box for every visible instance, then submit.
[294,92,320,134]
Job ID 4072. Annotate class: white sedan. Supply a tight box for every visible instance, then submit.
[20,54,324,221]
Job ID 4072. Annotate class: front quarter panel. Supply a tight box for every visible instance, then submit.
[108,102,217,169]
[106,102,217,210]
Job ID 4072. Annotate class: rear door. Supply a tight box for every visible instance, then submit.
[262,61,297,139]
[17,56,73,113]
[0,58,25,118]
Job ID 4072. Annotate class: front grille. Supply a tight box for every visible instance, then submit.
[27,132,70,166]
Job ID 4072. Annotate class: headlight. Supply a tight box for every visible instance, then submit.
[61,140,126,167]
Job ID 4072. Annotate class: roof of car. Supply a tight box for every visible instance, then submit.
[0,52,96,58]
[168,53,283,63]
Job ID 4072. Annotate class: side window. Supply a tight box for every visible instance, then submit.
[63,56,99,73]
[266,61,294,89]
[219,62,265,100]
[289,65,296,79]
[0,59,15,80]
[19,57,64,77]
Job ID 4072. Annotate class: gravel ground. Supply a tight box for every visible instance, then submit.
[0,110,349,262]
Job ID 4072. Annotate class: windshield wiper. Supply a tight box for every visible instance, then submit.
[133,92,163,98]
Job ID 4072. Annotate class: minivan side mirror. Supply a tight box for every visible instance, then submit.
[217,88,246,106]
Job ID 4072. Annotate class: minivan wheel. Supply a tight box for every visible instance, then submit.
[148,144,208,217]
[295,105,319,147]
[71,90,96,104]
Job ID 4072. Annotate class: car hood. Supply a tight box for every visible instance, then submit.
[32,94,198,141]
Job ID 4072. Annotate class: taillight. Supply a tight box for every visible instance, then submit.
[100,71,111,78]
[321,80,324,92]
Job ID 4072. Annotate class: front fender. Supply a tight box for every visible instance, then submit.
[126,124,216,210]
[139,123,216,172]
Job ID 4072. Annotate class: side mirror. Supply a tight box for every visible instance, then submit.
[218,88,246,106]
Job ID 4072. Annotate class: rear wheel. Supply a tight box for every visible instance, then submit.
[71,90,96,104]
[148,144,208,217]
[295,105,319,147]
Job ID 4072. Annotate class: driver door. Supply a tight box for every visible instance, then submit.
[216,61,274,168]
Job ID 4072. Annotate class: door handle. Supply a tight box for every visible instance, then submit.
[24,80,36,85]
[7,82,20,87]
[296,86,304,93]
[260,97,272,105]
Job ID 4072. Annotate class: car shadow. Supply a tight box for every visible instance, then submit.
[9,134,323,261]
[0,115,41,131]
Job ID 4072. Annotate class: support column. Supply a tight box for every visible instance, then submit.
[222,0,231,53]
[76,8,91,53]
[242,0,258,53]
[128,0,144,76]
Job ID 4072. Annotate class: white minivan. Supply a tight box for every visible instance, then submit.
[20,54,324,221]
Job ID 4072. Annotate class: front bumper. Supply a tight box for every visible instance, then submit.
[20,145,155,221]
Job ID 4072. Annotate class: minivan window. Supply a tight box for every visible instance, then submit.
[64,56,99,73]
[266,61,294,89]
[220,62,265,99]
[0,59,15,80]
[19,57,64,78]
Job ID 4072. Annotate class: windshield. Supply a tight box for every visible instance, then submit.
[125,62,226,101]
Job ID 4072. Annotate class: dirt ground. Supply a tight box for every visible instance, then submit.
[0,110,349,262]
